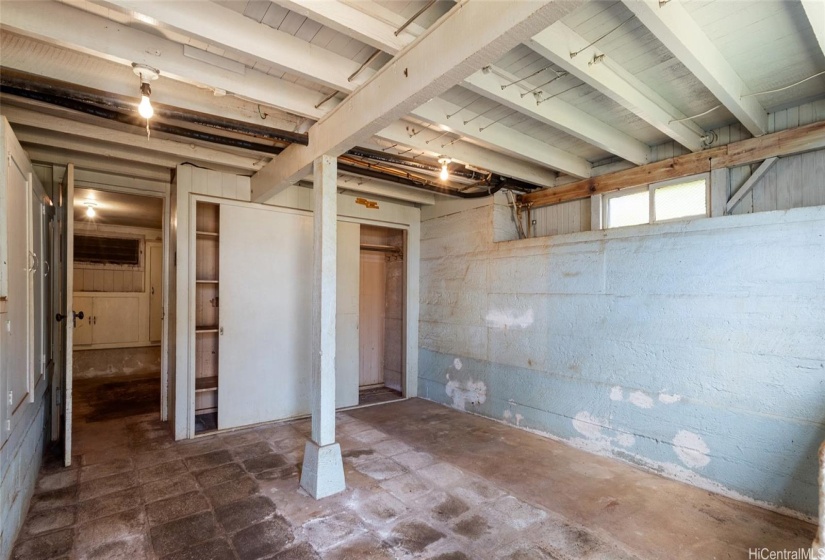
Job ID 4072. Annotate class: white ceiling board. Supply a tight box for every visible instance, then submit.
[74,187,164,229]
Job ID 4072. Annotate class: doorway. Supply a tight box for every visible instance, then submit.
[359,225,405,406]
[69,187,165,427]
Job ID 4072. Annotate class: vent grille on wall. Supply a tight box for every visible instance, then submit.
[74,235,140,266]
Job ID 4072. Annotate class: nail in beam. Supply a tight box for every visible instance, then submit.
[300,154,346,499]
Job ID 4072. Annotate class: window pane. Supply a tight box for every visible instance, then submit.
[654,179,707,221]
[607,190,648,228]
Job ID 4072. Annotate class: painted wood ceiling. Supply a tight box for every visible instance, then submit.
[1,0,823,202]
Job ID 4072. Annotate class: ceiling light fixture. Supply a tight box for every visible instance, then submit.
[132,63,160,120]
[84,201,98,218]
[438,157,451,181]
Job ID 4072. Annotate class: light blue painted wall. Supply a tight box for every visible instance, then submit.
[418,202,825,517]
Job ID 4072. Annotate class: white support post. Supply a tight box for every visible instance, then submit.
[300,154,345,499]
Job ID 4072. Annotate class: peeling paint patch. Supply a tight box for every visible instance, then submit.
[616,433,636,448]
[485,308,534,330]
[609,386,623,401]
[673,430,711,468]
[658,393,681,404]
[627,391,654,409]
[445,374,487,411]
[572,411,607,440]
[453,358,463,370]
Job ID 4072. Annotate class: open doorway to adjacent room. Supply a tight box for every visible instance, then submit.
[358,225,406,406]
[70,187,164,427]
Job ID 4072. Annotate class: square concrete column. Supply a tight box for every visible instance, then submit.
[300,154,346,499]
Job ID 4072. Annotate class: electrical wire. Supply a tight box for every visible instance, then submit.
[479,109,518,132]
[520,72,568,98]
[447,96,481,119]
[500,65,554,90]
[741,71,825,98]
[536,82,586,105]
[669,104,722,124]
[463,104,499,125]
[570,10,634,58]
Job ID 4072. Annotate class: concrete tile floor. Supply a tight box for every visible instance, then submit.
[13,397,815,559]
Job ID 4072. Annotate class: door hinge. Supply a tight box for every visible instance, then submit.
[7,390,13,406]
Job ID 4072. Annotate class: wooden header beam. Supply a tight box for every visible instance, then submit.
[521,119,825,207]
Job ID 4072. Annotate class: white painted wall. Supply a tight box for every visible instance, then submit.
[420,198,825,518]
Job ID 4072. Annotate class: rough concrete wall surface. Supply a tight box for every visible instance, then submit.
[73,346,161,379]
[0,400,46,560]
[419,201,825,518]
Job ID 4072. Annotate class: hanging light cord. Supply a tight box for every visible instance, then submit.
[570,11,634,58]
[669,105,722,124]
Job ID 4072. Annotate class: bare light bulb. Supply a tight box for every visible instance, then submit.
[86,206,96,218]
[440,164,449,181]
[138,94,154,119]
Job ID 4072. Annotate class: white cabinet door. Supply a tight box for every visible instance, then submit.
[92,296,140,345]
[336,222,360,408]
[5,140,32,414]
[72,296,93,346]
[218,204,313,430]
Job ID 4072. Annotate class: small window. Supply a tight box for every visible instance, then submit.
[653,178,707,222]
[606,188,648,228]
[75,235,141,266]
[604,175,708,229]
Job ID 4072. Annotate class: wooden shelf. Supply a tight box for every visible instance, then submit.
[195,406,218,414]
[196,376,218,392]
[196,327,218,333]
[196,231,219,238]
[196,279,219,284]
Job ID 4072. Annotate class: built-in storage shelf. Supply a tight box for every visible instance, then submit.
[195,201,220,435]
[196,376,218,392]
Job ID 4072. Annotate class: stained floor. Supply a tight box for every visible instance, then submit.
[12,391,815,559]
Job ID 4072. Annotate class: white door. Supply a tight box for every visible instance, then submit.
[62,164,75,466]
[336,222,360,408]
[359,251,386,387]
[51,208,62,441]
[218,205,312,429]
[149,243,163,343]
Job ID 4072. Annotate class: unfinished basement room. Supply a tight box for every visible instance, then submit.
[1,0,824,558]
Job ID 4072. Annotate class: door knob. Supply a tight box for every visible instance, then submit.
[56,313,65,322]
[74,311,85,320]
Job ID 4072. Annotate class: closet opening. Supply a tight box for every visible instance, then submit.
[70,187,164,428]
[358,225,406,406]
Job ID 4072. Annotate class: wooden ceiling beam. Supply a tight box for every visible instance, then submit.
[521,119,825,207]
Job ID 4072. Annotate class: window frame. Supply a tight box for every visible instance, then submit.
[603,173,709,229]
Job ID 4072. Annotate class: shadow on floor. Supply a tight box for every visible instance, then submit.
[74,374,160,423]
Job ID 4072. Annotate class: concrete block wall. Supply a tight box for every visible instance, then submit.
[419,200,825,518]
[0,398,46,560]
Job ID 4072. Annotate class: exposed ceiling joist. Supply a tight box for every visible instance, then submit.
[331,176,435,205]
[1,105,264,171]
[528,21,706,152]
[624,0,768,137]
[463,68,651,165]
[250,0,584,203]
[411,99,591,179]
[375,121,558,188]
[272,0,415,55]
[98,0,372,93]
[15,128,179,174]
[24,145,171,183]
[0,0,330,119]
[801,0,825,60]
[0,33,300,131]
